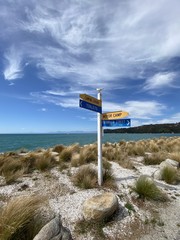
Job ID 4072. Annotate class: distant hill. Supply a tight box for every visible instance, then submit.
[104,122,180,134]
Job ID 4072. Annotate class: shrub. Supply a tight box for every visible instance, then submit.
[72,165,97,189]
[161,166,179,184]
[0,195,45,240]
[132,175,168,201]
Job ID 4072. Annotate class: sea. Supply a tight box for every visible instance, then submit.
[0,133,180,153]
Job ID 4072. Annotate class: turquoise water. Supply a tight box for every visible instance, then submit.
[0,133,180,153]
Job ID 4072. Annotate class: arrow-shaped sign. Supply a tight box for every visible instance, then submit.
[79,99,102,113]
[102,119,131,127]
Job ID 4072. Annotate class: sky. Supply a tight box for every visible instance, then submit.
[0,0,180,133]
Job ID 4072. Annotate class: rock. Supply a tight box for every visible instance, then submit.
[153,169,162,180]
[160,159,179,169]
[33,214,72,240]
[82,192,118,221]
[153,159,179,181]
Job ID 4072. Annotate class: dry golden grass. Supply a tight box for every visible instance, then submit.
[71,153,81,167]
[169,152,180,163]
[52,144,65,153]
[0,195,46,240]
[125,142,145,156]
[35,151,55,171]
[59,147,73,162]
[1,157,24,184]
[79,144,97,164]
[72,165,97,189]
[144,152,166,165]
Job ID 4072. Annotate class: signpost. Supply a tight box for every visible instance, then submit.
[80,94,102,107]
[102,119,131,127]
[79,91,131,187]
[79,99,102,113]
[79,92,103,186]
[102,111,129,120]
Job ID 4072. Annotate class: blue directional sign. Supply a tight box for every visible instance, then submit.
[102,119,131,127]
[79,99,102,113]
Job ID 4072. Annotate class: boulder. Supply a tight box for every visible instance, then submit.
[160,159,179,169]
[153,169,162,180]
[33,214,72,240]
[82,192,118,221]
[153,159,179,181]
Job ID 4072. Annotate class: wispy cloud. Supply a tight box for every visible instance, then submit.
[144,72,176,90]
[103,100,166,119]
[0,0,180,129]
[3,46,23,81]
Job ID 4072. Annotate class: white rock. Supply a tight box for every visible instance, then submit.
[82,192,118,221]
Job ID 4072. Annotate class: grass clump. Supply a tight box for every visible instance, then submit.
[74,219,106,239]
[1,158,24,184]
[35,151,55,171]
[72,165,97,189]
[132,175,168,201]
[144,152,166,165]
[0,195,46,240]
[52,144,65,153]
[161,166,180,184]
[103,169,117,190]
[59,147,73,162]
[79,145,97,164]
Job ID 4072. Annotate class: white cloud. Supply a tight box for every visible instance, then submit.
[41,108,47,112]
[3,46,23,81]
[144,72,176,90]
[103,100,166,119]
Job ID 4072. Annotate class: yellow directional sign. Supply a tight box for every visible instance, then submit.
[102,111,129,120]
[80,94,102,107]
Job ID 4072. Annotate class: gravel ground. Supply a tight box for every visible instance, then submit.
[0,158,180,239]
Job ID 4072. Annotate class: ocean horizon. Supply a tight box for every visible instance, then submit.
[0,133,180,153]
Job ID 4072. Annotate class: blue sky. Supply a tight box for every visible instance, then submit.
[0,0,180,133]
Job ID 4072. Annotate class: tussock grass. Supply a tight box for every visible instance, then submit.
[52,144,65,153]
[74,219,106,239]
[59,147,73,162]
[20,153,37,173]
[169,152,180,163]
[71,153,81,167]
[35,151,55,171]
[144,152,166,165]
[132,175,168,201]
[72,165,97,189]
[1,158,24,184]
[79,144,97,164]
[161,166,180,184]
[0,195,46,240]
[126,142,145,156]
[103,168,117,190]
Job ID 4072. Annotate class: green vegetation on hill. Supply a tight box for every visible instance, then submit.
[104,122,180,134]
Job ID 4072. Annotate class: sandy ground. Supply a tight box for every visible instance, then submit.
[0,157,180,240]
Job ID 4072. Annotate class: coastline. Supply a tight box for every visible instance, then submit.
[1,132,180,153]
